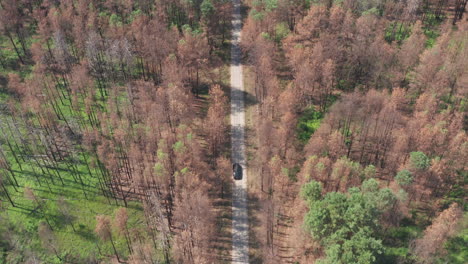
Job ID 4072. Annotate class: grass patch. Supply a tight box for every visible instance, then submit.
[0,31,34,79]
[385,22,411,44]
[297,107,324,143]
[422,12,444,48]
[0,82,149,263]
[437,213,468,264]
[380,219,423,263]
[0,148,147,263]
[440,228,468,263]
[384,11,444,47]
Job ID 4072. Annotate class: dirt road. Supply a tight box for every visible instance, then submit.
[230,0,249,263]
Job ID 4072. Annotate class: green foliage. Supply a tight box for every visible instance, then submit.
[173,141,185,152]
[361,178,379,193]
[265,0,278,12]
[157,149,167,160]
[252,0,262,7]
[289,166,300,182]
[302,179,396,263]
[385,22,411,44]
[306,0,326,7]
[381,219,423,263]
[362,7,380,16]
[280,166,299,182]
[395,170,413,186]
[332,0,387,15]
[109,14,123,27]
[409,151,430,170]
[201,0,215,18]
[182,24,194,33]
[363,165,376,179]
[250,9,265,21]
[407,11,443,48]
[165,3,190,30]
[315,161,326,174]
[424,28,439,48]
[421,13,442,48]
[0,32,33,78]
[260,32,271,40]
[440,225,468,264]
[129,9,143,22]
[317,229,384,264]
[331,157,362,182]
[154,162,165,175]
[274,22,290,43]
[0,154,146,263]
[441,170,467,210]
[301,181,323,203]
[374,188,397,211]
[304,191,348,239]
[337,79,351,91]
[385,220,421,246]
[297,108,324,143]
[423,12,445,27]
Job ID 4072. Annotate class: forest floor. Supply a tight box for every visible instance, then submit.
[241,65,263,264]
[241,40,322,264]
[230,0,249,262]
[209,63,234,263]
[0,30,152,264]
[0,148,146,262]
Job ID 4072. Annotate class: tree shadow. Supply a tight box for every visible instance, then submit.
[196,82,211,97]
[212,180,234,263]
[240,2,250,23]
[229,89,258,114]
[75,224,97,241]
[5,204,32,214]
[0,75,8,90]
[248,193,263,264]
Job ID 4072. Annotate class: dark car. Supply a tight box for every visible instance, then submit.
[233,163,243,180]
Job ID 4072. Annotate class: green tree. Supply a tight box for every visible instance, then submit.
[318,229,384,264]
[265,0,278,11]
[200,0,215,18]
[302,179,396,263]
[395,169,413,186]
[301,180,323,203]
[109,14,123,26]
[362,165,376,179]
[409,151,430,170]
[274,22,290,42]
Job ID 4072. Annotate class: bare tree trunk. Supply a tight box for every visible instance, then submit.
[109,236,121,263]
[1,182,15,207]
[6,31,24,64]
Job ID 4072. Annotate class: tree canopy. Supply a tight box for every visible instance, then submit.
[302,179,396,263]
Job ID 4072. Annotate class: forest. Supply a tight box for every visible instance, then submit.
[241,0,466,263]
[0,0,232,263]
[0,0,466,263]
